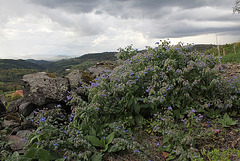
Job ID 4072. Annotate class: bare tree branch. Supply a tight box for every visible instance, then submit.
[233,0,240,14]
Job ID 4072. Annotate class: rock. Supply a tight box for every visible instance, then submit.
[16,130,32,138]
[45,103,60,109]
[66,70,84,88]
[0,95,7,115]
[3,113,21,128]
[8,135,26,151]
[2,120,20,128]
[22,119,37,130]
[19,102,36,117]
[22,72,70,106]
[0,95,7,106]
[7,99,25,113]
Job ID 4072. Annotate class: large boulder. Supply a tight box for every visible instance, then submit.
[0,95,7,115]
[22,72,70,106]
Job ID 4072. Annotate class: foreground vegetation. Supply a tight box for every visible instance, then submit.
[1,41,240,160]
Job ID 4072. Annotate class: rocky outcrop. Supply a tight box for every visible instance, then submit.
[22,72,70,106]
[0,62,116,153]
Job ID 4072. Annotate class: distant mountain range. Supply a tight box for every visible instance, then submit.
[0,52,117,78]
[0,44,218,74]
[0,59,46,70]
[26,59,51,66]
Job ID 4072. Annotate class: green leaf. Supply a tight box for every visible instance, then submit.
[28,134,41,144]
[38,149,52,161]
[135,114,143,126]
[163,137,170,144]
[91,152,103,161]
[99,137,106,148]
[25,147,38,159]
[106,132,115,145]
[55,159,66,161]
[134,105,140,114]
[218,113,238,127]
[86,136,100,147]
[90,127,96,136]
[103,144,109,152]
[49,150,61,160]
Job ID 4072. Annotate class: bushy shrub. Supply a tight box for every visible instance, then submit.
[73,40,239,134]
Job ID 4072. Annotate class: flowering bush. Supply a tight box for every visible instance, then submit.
[74,40,239,131]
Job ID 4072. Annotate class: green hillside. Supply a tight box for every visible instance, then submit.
[0,59,46,70]
[204,42,240,63]
[45,52,116,76]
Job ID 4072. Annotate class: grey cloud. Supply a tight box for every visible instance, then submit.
[25,0,230,19]
[25,0,102,13]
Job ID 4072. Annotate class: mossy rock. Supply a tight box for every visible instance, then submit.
[46,73,57,78]
[81,71,95,84]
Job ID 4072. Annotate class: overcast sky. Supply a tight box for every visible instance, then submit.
[0,0,239,60]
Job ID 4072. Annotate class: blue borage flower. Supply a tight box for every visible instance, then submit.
[40,117,46,123]
[66,95,71,100]
[53,143,59,146]
[23,137,27,143]
[134,150,140,153]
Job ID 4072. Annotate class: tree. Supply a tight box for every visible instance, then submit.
[233,0,240,14]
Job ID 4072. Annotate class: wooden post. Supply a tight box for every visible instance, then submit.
[216,33,220,56]
[223,48,225,56]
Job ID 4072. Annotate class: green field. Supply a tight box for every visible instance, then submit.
[204,42,240,64]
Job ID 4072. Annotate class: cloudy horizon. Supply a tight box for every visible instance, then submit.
[0,0,239,60]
